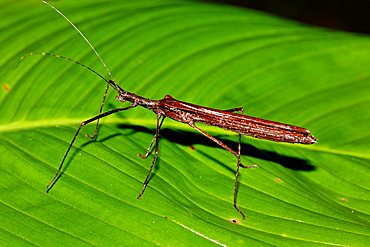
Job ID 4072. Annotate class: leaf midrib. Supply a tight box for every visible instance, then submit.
[1,117,368,161]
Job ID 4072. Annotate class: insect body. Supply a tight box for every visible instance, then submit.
[42,1,316,219]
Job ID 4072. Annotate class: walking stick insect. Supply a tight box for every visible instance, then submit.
[40,1,316,219]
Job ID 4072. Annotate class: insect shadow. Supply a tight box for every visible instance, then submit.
[50,123,315,190]
[115,123,316,172]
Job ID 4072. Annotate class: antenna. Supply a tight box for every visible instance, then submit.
[19,52,109,83]
[41,1,124,143]
[42,1,115,82]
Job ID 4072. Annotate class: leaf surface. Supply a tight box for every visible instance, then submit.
[1,0,369,246]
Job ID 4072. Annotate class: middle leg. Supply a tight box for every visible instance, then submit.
[137,113,164,199]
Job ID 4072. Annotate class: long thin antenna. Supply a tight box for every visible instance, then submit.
[42,0,113,81]
[41,0,124,145]
[20,52,109,83]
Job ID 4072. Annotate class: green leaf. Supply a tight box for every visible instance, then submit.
[1,0,369,246]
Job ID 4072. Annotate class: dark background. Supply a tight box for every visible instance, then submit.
[208,0,370,34]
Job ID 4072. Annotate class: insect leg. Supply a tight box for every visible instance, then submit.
[224,108,248,218]
[138,116,165,159]
[46,103,138,192]
[86,83,110,140]
[223,107,244,113]
[234,118,246,218]
[137,113,164,199]
[226,108,257,219]
[221,107,257,168]
[188,121,256,219]
[189,122,239,156]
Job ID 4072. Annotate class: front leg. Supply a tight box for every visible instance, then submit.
[46,103,138,192]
